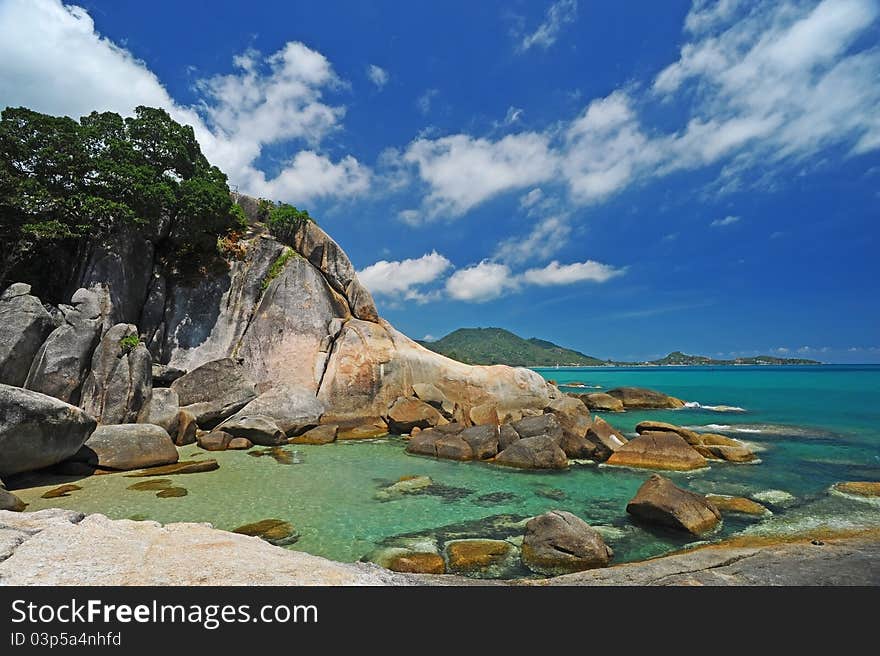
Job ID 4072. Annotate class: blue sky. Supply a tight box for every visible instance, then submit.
[1,0,879,362]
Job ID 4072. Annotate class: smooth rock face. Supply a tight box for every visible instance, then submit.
[229,385,324,436]
[459,425,499,460]
[586,416,628,462]
[217,414,286,446]
[579,392,624,413]
[522,511,613,575]
[289,424,337,445]
[434,435,474,461]
[197,431,233,452]
[386,397,446,433]
[606,387,685,409]
[626,475,721,535]
[24,288,104,404]
[511,414,564,442]
[0,283,55,387]
[0,384,97,477]
[79,323,151,424]
[171,358,257,426]
[75,423,178,471]
[494,435,568,470]
[137,388,180,435]
[606,432,707,471]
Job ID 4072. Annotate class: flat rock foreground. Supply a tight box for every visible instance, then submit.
[1,510,877,586]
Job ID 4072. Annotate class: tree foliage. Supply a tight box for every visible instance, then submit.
[0,105,243,287]
[265,203,312,245]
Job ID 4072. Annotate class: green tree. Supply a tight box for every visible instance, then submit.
[266,203,312,245]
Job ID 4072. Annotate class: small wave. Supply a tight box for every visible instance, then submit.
[683,401,747,412]
[752,489,796,505]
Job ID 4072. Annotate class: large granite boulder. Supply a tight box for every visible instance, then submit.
[522,510,613,575]
[586,416,628,461]
[606,432,708,471]
[0,384,97,477]
[494,435,568,470]
[544,397,596,458]
[386,397,446,433]
[458,425,500,460]
[79,323,151,424]
[626,474,721,535]
[136,388,180,435]
[227,385,324,436]
[411,382,455,416]
[24,287,104,404]
[170,358,257,426]
[635,421,700,442]
[510,413,564,441]
[216,414,286,446]
[74,424,179,471]
[606,387,685,409]
[579,392,624,412]
[0,283,56,387]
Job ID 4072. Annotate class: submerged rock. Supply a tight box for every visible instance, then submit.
[375,475,433,501]
[156,487,188,498]
[385,551,446,574]
[127,479,173,491]
[233,518,299,546]
[125,459,219,477]
[522,510,613,575]
[74,423,178,471]
[605,432,707,471]
[626,475,721,535]
[41,484,82,499]
[606,387,685,409]
[705,494,769,516]
[494,436,568,470]
[445,538,516,576]
[0,384,97,478]
[832,482,880,498]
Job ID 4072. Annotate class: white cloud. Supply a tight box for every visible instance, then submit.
[520,188,544,208]
[366,64,389,89]
[503,106,524,126]
[357,251,452,302]
[711,215,741,227]
[422,334,437,342]
[521,260,625,286]
[401,132,558,217]
[445,261,516,302]
[0,0,371,205]
[519,0,578,52]
[417,88,439,115]
[397,209,421,225]
[684,0,747,34]
[495,215,571,263]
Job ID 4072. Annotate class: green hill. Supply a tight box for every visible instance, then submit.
[652,351,820,366]
[417,328,604,366]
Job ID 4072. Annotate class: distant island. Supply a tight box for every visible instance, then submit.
[417,328,821,367]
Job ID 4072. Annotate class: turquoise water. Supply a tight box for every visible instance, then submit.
[13,365,880,576]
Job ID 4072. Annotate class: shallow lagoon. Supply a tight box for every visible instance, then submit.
[13,365,880,575]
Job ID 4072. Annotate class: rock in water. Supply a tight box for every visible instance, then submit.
[227,437,253,450]
[137,388,180,435]
[229,385,324,436]
[24,288,104,404]
[74,424,178,471]
[385,397,446,433]
[705,495,769,516]
[605,387,685,409]
[832,482,880,498]
[125,460,219,477]
[605,432,707,471]
[522,510,613,575]
[79,323,151,424]
[626,475,722,535]
[289,424,337,445]
[170,358,257,426]
[635,421,700,442]
[494,436,568,470]
[197,431,232,452]
[0,478,26,511]
[586,417,628,462]
[458,425,500,460]
[386,552,446,574]
[41,484,82,499]
[579,392,624,412]
[510,413,564,441]
[233,518,299,546]
[216,414,286,446]
[0,283,55,387]
[0,384,97,477]
[445,539,516,576]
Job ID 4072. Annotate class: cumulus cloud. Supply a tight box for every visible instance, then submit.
[0,0,371,205]
[445,261,516,302]
[519,0,578,52]
[357,251,452,302]
[495,215,571,263]
[711,215,741,227]
[366,64,389,89]
[521,260,625,285]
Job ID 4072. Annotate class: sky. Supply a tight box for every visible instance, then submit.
[0,0,878,363]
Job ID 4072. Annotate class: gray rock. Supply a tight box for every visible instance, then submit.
[79,323,151,424]
[171,358,257,426]
[0,384,97,477]
[24,288,104,404]
[0,486,25,512]
[197,430,232,452]
[217,414,286,446]
[0,283,55,386]
[498,424,520,450]
[74,423,178,471]
[151,364,185,387]
[545,396,592,441]
[510,414,564,442]
[229,385,324,435]
[459,425,499,460]
[522,510,613,575]
[137,388,180,435]
[494,435,568,470]
[626,474,721,535]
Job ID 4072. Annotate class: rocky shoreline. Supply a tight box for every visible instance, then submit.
[1,509,877,586]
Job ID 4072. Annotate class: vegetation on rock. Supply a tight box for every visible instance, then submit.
[266,202,312,245]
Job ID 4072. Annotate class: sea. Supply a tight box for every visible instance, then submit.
[12,364,880,578]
